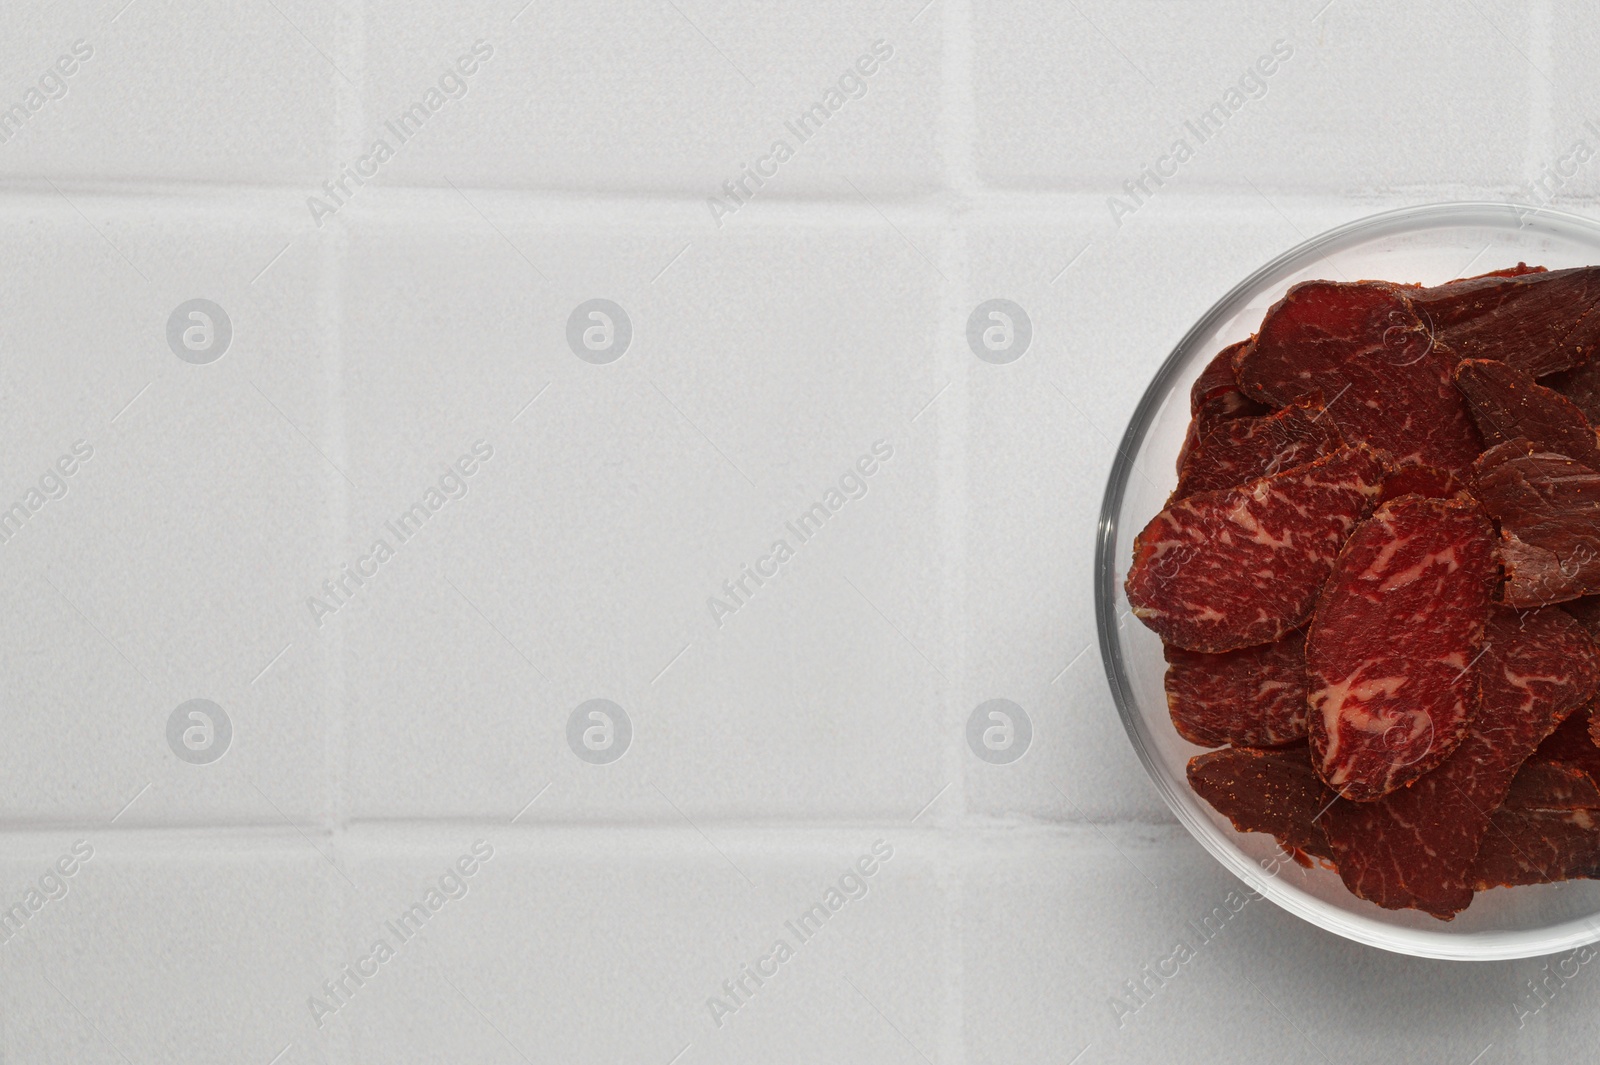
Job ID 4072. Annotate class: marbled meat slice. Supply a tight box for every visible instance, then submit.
[1165,631,1309,748]
[1503,761,1600,812]
[1179,341,1269,474]
[1191,340,1262,417]
[1235,280,1482,473]
[1320,608,1600,917]
[1306,494,1498,801]
[1529,703,1600,787]
[1454,358,1600,468]
[1126,445,1386,653]
[1174,401,1344,499]
[1187,745,1335,862]
[1378,464,1462,504]
[1471,807,1600,888]
[1409,265,1600,378]
[1473,440,1600,606]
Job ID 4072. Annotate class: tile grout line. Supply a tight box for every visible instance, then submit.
[934,0,975,832]
[325,0,365,847]
[325,7,364,1063]
[0,822,1186,866]
[0,182,1592,214]
[0,818,1180,841]
[937,0,976,1058]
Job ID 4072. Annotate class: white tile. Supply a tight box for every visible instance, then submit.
[0,0,342,184]
[334,203,954,821]
[354,0,943,195]
[0,834,339,1065]
[1539,13,1600,204]
[334,828,948,1064]
[960,826,1579,1065]
[1230,1,1536,194]
[973,0,1535,193]
[0,197,339,824]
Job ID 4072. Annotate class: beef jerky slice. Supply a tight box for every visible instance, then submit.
[1563,597,1600,642]
[1187,745,1336,862]
[1530,703,1600,787]
[1504,761,1600,812]
[1480,759,1600,886]
[1165,631,1308,748]
[1191,340,1260,418]
[1409,265,1600,378]
[1174,401,1343,499]
[1127,445,1386,653]
[1454,358,1600,469]
[1473,440,1600,606]
[1549,356,1600,426]
[1235,280,1482,473]
[1472,807,1600,888]
[1179,341,1268,474]
[1579,698,1600,757]
[1306,495,1498,801]
[1321,608,1600,916]
[1378,465,1461,504]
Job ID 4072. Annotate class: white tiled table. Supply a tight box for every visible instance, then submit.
[1,0,1597,1061]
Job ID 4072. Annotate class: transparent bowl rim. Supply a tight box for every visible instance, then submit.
[1094,199,1600,961]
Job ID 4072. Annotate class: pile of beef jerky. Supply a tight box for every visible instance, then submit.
[1126,264,1600,919]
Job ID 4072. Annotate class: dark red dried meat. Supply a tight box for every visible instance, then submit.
[1409,265,1600,378]
[1320,608,1599,917]
[1173,401,1343,499]
[1187,745,1335,862]
[1472,807,1600,888]
[1191,340,1260,417]
[1179,341,1269,473]
[1165,631,1308,748]
[1454,358,1600,468]
[1563,597,1600,642]
[1126,445,1386,653]
[1306,494,1498,801]
[1529,703,1600,787]
[1378,464,1461,504]
[1472,440,1600,606]
[1235,280,1482,473]
[1548,357,1600,426]
[1503,761,1600,812]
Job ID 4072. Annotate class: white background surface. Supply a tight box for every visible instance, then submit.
[0,0,1596,1062]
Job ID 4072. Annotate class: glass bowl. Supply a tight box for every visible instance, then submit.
[1095,201,1600,960]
